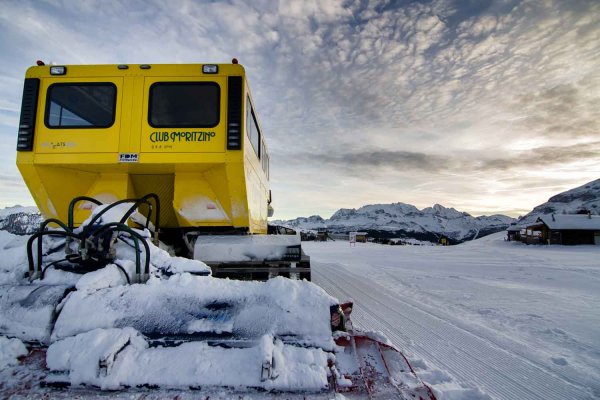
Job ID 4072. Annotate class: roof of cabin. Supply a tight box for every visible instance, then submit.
[533,214,600,230]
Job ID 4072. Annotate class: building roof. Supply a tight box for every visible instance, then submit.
[507,225,522,232]
[534,214,600,230]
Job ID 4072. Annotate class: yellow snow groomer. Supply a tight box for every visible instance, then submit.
[16,61,309,279]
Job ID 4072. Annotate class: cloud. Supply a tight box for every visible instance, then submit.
[0,0,598,218]
[510,82,600,139]
[284,140,600,185]
[291,149,449,173]
[481,141,600,171]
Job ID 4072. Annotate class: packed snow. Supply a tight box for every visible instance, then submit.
[308,233,600,399]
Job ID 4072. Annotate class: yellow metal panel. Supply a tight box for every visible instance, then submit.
[69,173,133,226]
[34,77,123,154]
[17,63,270,232]
[25,64,246,79]
[127,76,145,153]
[118,77,133,153]
[141,152,228,166]
[31,166,97,221]
[173,171,232,227]
[244,154,269,234]
[140,76,227,154]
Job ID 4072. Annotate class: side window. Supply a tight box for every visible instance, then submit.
[45,83,116,128]
[264,151,270,180]
[261,141,269,179]
[149,82,220,127]
[246,97,260,158]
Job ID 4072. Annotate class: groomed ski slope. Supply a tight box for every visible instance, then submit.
[307,233,600,400]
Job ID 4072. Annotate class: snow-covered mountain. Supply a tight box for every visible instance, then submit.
[274,203,515,244]
[0,206,42,235]
[516,178,600,226]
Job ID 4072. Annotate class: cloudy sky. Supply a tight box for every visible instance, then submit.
[0,0,598,220]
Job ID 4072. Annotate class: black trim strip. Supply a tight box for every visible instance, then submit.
[17,78,40,151]
[227,76,242,150]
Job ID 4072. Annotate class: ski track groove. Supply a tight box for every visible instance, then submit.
[372,261,600,389]
[321,265,594,400]
[315,266,537,400]
[313,262,594,400]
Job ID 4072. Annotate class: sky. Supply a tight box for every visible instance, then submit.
[0,0,598,220]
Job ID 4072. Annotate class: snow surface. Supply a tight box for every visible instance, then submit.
[0,231,30,284]
[0,336,27,368]
[308,234,600,399]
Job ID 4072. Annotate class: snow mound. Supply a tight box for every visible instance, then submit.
[0,336,28,368]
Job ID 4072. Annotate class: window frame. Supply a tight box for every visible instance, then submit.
[148,81,221,128]
[263,148,270,180]
[44,82,117,129]
[246,96,261,159]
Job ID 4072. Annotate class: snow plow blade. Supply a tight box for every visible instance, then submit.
[1,276,437,398]
[2,282,437,398]
[45,328,332,392]
[347,335,437,399]
[330,304,438,400]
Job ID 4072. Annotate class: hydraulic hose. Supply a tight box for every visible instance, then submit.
[91,222,151,276]
[27,230,81,279]
[68,196,102,229]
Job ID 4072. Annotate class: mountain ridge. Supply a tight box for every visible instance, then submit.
[273,202,515,244]
[516,178,600,226]
[273,178,600,244]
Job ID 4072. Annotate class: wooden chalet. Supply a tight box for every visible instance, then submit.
[524,214,600,245]
[506,224,523,242]
[349,232,368,243]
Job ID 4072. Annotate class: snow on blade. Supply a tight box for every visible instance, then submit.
[47,328,330,391]
[52,275,338,350]
[0,284,73,343]
[194,234,300,262]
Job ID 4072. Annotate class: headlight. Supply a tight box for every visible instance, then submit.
[202,65,218,74]
[50,66,66,75]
